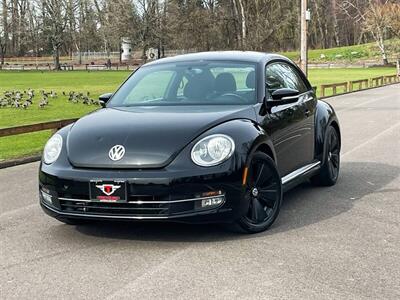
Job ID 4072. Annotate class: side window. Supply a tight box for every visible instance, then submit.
[265,62,308,94]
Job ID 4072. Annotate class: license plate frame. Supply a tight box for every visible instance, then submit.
[89,180,128,202]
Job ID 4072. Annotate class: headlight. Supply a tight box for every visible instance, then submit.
[191,134,235,167]
[43,134,63,164]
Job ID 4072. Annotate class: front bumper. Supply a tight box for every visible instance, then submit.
[39,164,247,223]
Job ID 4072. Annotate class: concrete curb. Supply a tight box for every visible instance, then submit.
[0,154,41,169]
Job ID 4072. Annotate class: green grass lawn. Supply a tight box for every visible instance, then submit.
[0,71,130,160]
[0,67,397,161]
[281,39,400,62]
[0,70,130,127]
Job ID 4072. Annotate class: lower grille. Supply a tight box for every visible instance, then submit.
[58,197,196,217]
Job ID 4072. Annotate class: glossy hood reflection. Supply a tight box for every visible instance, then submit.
[66,105,256,169]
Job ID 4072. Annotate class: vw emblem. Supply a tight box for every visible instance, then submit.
[109,145,125,161]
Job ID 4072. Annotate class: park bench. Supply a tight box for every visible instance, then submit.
[61,64,74,71]
[86,64,107,71]
[1,64,24,70]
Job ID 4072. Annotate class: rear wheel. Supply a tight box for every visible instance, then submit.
[311,125,340,186]
[237,152,282,233]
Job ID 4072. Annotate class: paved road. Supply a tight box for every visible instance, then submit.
[1,84,399,300]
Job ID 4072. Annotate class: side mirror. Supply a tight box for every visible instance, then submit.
[99,93,113,108]
[267,88,299,108]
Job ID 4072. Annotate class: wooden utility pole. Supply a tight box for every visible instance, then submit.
[300,0,308,76]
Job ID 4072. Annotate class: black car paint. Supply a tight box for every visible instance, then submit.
[39,51,340,223]
[66,105,257,169]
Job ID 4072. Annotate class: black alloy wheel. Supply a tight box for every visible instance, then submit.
[237,152,282,233]
[312,126,340,186]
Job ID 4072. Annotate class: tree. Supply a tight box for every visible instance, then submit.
[0,0,9,65]
[386,2,400,38]
[363,1,392,65]
[0,0,397,66]
[338,0,396,65]
[41,0,69,70]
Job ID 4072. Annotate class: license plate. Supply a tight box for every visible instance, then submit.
[89,180,127,202]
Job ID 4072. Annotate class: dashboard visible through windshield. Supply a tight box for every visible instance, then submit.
[108,61,257,107]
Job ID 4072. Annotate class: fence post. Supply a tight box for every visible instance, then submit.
[397,59,400,78]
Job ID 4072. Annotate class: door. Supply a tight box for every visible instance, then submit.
[263,61,315,176]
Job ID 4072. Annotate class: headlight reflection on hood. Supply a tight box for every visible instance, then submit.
[43,134,63,164]
[191,134,235,167]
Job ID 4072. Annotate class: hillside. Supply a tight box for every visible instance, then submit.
[282,39,400,63]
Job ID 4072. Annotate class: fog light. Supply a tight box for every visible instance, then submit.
[201,196,224,208]
[41,190,53,204]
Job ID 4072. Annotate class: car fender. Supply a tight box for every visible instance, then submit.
[314,100,341,162]
[246,129,276,163]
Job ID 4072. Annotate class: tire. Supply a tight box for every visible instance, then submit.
[236,152,283,233]
[311,125,340,186]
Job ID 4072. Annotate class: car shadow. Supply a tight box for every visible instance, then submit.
[72,161,399,242]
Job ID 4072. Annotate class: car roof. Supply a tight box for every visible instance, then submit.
[144,51,289,66]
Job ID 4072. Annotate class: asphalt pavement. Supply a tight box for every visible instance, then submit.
[1,84,399,299]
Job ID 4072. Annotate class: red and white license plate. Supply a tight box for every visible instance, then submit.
[89,180,127,202]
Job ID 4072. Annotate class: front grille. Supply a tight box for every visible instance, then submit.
[55,182,210,202]
[58,198,196,217]
[44,178,225,217]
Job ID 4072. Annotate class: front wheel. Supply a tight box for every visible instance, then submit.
[236,152,283,233]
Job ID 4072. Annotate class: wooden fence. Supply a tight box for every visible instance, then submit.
[320,82,348,97]
[319,74,399,98]
[0,63,138,71]
[0,118,78,138]
[349,79,369,92]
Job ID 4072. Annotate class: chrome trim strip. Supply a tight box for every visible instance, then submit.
[281,161,321,185]
[301,95,314,103]
[42,202,170,219]
[58,194,225,204]
[41,201,226,220]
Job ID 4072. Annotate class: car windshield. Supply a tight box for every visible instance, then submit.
[108,61,257,107]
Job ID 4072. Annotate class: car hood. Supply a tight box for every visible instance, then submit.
[67,105,256,169]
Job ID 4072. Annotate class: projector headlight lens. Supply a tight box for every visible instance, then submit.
[191,134,235,167]
[43,134,63,164]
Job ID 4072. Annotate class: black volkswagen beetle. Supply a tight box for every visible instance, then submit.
[39,51,341,233]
